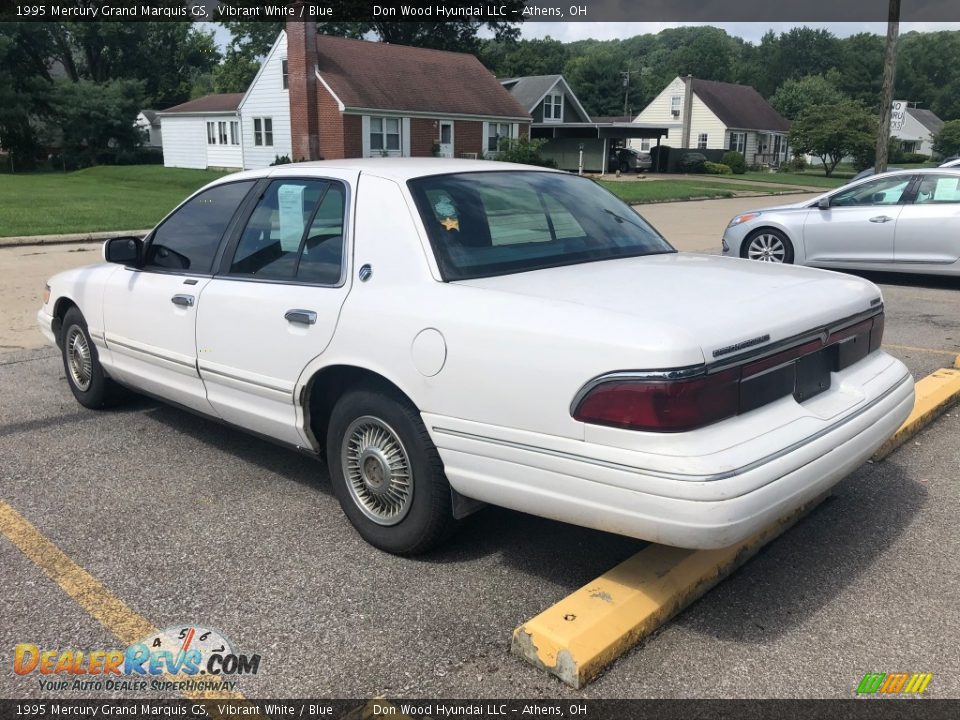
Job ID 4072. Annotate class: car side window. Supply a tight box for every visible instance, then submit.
[913,174,960,204]
[296,183,346,285]
[830,177,911,207]
[229,180,329,279]
[228,179,346,285]
[145,181,254,273]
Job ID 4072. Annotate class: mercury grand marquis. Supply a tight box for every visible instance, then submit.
[38,159,914,554]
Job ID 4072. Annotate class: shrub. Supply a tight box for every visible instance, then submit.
[270,154,292,166]
[492,137,557,168]
[679,151,707,173]
[721,151,746,174]
[901,152,930,164]
[785,155,808,172]
[704,161,732,175]
[114,147,163,165]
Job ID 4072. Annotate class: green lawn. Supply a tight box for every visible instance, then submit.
[0,165,230,237]
[598,179,792,204]
[741,171,848,189]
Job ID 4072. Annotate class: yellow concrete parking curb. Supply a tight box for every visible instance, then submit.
[511,495,826,689]
[871,358,960,461]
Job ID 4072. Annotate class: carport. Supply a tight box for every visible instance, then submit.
[531,121,670,174]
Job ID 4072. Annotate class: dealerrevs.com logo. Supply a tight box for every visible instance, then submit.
[856,672,933,697]
[13,625,260,693]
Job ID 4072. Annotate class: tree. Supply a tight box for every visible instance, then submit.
[213,47,261,94]
[769,73,846,120]
[789,100,876,176]
[932,119,960,157]
[49,78,145,164]
[479,37,568,78]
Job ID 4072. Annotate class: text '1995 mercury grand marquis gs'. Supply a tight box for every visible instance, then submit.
[38,159,914,555]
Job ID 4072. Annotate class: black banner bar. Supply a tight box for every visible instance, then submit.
[4,0,960,23]
[1,699,959,719]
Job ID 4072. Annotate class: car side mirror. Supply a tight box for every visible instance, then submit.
[104,236,143,266]
[817,197,830,210]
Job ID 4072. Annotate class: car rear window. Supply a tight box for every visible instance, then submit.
[408,171,674,280]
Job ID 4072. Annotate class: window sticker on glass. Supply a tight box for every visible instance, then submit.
[431,192,457,218]
[277,184,307,252]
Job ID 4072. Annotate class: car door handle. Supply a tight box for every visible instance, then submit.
[284,309,317,325]
[869,215,893,223]
[171,294,195,307]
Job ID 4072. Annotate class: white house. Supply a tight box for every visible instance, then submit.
[159,29,530,170]
[134,110,162,148]
[891,101,943,156]
[157,93,243,169]
[632,76,791,166]
[236,31,292,168]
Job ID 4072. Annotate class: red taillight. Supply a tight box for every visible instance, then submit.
[573,368,740,432]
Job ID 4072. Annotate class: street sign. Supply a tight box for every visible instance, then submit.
[891,100,906,132]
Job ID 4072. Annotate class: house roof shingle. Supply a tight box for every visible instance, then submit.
[315,35,530,120]
[691,79,790,132]
[159,93,244,114]
[906,107,944,135]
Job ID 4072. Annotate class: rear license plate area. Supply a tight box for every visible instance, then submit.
[794,347,834,403]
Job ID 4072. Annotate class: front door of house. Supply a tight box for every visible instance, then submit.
[438,121,454,158]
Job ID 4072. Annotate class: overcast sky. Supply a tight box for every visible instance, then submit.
[514,21,960,43]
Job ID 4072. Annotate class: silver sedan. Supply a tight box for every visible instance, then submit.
[722,169,960,276]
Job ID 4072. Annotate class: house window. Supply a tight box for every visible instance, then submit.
[640,139,651,152]
[487,122,513,153]
[671,95,682,116]
[229,121,239,145]
[369,117,401,153]
[254,118,273,147]
[697,133,708,149]
[206,122,216,145]
[218,121,228,145]
[729,131,746,154]
[543,93,563,121]
[281,59,288,89]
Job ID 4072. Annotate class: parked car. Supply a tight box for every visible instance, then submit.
[723,168,960,276]
[609,146,651,173]
[39,159,913,555]
[678,151,708,173]
[939,157,960,168]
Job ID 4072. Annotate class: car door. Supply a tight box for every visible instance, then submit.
[101,180,256,414]
[894,173,960,265]
[195,171,356,447]
[802,174,914,264]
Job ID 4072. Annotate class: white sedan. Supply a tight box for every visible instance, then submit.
[39,159,914,554]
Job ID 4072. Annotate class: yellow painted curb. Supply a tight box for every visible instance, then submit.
[872,365,960,461]
[512,496,826,688]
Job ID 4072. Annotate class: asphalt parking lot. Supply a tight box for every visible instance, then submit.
[1,216,958,700]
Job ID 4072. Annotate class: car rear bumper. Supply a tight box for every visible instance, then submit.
[426,353,913,548]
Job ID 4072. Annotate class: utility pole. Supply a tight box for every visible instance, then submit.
[875,0,901,174]
[621,69,631,118]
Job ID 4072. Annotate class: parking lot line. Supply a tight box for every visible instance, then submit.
[512,495,825,689]
[0,500,252,704]
[884,343,960,357]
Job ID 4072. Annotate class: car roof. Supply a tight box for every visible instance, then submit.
[207,158,564,187]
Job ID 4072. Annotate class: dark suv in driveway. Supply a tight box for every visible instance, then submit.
[609,146,652,173]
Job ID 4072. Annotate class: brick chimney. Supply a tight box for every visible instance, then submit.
[286,19,320,161]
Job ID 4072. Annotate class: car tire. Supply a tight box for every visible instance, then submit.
[60,307,124,409]
[741,228,794,264]
[326,385,457,555]
[619,160,630,173]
